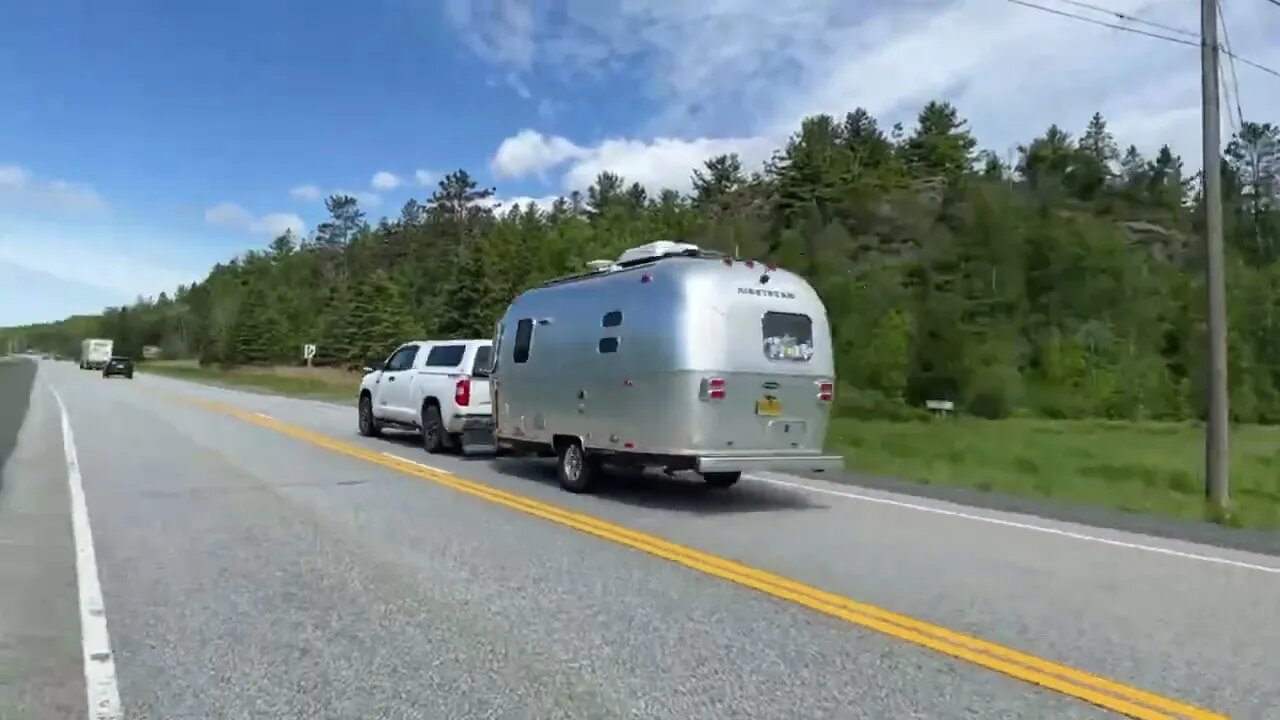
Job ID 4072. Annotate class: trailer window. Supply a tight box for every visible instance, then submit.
[602,310,623,328]
[513,318,534,364]
[598,337,620,354]
[761,311,814,362]
[425,344,466,367]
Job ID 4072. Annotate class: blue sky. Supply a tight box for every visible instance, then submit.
[2,0,1278,326]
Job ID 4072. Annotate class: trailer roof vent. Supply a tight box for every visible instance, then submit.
[616,241,701,265]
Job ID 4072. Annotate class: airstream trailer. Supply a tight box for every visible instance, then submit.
[489,241,844,493]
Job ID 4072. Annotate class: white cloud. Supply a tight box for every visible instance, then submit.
[0,163,107,214]
[204,201,253,226]
[460,0,1280,189]
[484,194,562,213]
[289,183,382,207]
[371,171,402,191]
[290,184,322,201]
[250,213,306,238]
[414,169,436,187]
[490,130,773,194]
[204,202,306,237]
[491,129,587,179]
[332,189,382,208]
[445,0,538,71]
[0,226,200,304]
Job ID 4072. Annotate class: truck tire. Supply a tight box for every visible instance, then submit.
[702,471,741,488]
[357,394,382,437]
[422,403,446,454]
[556,440,599,494]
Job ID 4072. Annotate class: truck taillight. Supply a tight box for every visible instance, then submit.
[817,380,834,402]
[704,377,726,400]
[455,378,471,407]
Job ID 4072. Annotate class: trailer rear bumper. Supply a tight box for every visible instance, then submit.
[695,453,844,475]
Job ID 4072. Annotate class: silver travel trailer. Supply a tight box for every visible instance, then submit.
[489,240,843,493]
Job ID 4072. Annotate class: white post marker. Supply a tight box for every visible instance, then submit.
[303,343,317,368]
[50,387,123,720]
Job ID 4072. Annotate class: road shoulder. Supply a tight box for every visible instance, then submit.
[0,365,85,719]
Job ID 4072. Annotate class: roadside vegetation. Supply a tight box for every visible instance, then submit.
[6,101,1280,527]
[138,359,358,402]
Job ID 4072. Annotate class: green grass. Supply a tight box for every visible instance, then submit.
[828,416,1280,530]
[138,360,359,403]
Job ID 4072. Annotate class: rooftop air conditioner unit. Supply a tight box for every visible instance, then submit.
[616,240,700,265]
[585,259,615,271]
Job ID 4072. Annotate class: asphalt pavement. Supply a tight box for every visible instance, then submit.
[3,359,1278,719]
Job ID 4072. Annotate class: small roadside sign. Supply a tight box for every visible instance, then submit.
[303,344,317,366]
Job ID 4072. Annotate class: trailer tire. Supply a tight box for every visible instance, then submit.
[422,403,446,454]
[556,440,599,494]
[703,471,741,488]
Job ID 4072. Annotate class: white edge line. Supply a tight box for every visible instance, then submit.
[49,386,124,719]
[379,451,446,473]
[751,474,1280,575]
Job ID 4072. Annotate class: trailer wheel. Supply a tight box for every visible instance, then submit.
[556,440,599,494]
[702,471,741,488]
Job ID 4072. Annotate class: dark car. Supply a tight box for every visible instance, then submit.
[102,356,134,379]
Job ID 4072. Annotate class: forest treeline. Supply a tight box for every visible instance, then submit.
[7,101,1280,423]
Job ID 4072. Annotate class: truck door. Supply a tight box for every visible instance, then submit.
[375,344,419,422]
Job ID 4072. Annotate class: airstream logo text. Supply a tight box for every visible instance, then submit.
[737,287,796,299]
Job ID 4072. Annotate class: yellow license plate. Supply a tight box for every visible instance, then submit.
[756,396,781,416]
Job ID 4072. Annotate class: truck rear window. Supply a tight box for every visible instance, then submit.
[762,311,814,362]
[425,344,465,367]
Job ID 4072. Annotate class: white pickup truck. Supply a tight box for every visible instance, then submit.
[357,339,493,453]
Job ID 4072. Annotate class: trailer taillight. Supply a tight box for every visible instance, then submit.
[817,380,834,402]
[745,259,756,269]
[455,377,471,407]
[766,261,778,271]
[703,377,726,400]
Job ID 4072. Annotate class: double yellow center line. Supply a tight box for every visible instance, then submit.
[172,392,1227,720]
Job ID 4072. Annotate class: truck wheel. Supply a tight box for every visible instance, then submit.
[357,395,382,437]
[703,471,741,488]
[422,404,446,454]
[557,440,599,494]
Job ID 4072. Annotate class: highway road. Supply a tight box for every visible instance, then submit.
[1,357,1278,719]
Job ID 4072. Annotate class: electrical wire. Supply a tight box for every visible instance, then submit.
[1005,0,1198,46]
[1004,0,1280,80]
[1046,0,1198,39]
[1218,0,1246,134]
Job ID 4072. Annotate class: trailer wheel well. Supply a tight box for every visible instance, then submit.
[552,434,581,453]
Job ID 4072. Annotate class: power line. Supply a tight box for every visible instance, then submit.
[1047,0,1198,39]
[1005,0,1199,46]
[1005,0,1280,79]
[1217,0,1246,133]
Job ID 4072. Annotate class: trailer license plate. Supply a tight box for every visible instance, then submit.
[756,396,781,416]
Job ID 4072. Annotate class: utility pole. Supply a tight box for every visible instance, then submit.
[1201,0,1230,510]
